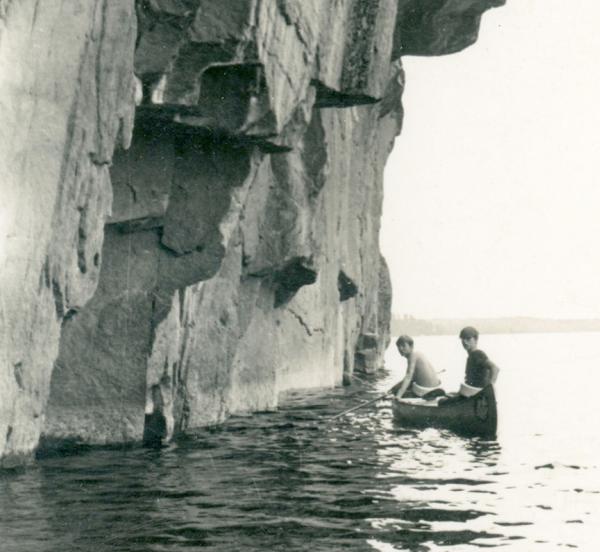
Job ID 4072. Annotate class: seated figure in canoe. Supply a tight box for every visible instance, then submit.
[390,335,445,400]
[440,326,499,404]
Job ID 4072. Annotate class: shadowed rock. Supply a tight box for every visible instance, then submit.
[393,0,506,57]
[274,258,318,308]
[338,271,359,302]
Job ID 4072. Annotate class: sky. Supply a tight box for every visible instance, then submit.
[380,0,600,320]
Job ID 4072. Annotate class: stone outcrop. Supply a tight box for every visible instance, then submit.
[0,0,136,465]
[393,0,505,57]
[0,0,504,465]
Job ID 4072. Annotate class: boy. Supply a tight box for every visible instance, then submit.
[390,335,445,399]
[458,326,499,396]
[440,327,500,405]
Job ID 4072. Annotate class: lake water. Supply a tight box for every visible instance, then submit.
[1,332,599,551]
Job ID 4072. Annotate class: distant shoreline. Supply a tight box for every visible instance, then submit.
[391,317,600,336]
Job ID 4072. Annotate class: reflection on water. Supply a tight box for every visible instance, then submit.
[1,333,599,551]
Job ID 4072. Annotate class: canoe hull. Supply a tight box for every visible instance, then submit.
[392,385,497,438]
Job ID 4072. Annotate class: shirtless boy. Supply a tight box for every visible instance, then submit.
[390,335,445,399]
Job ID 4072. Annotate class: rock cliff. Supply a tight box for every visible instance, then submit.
[0,0,504,466]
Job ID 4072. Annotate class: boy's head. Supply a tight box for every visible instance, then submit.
[396,335,414,357]
[459,326,479,352]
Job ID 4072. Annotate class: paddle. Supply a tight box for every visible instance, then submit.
[327,388,395,421]
[328,369,447,422]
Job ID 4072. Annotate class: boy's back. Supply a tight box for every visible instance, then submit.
[411,351,441,388]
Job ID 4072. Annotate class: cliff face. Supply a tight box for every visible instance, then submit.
[0,0,136,465]
[0,0,504,465]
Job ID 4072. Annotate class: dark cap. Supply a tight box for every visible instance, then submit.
[459,326,479,339]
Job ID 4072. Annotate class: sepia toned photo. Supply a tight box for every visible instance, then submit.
[1,1,598,550]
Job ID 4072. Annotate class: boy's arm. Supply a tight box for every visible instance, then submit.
[483,359,500,385]
[391,356,416,398]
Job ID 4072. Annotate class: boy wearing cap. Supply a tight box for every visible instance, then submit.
[458,326,499,396]
[390,335,445,399]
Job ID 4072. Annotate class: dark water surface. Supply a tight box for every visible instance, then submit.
[1,333,599,551]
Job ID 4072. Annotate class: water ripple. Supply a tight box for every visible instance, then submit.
[1,354,600,551]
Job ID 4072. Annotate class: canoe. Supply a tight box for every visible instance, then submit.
[392,385,497,438]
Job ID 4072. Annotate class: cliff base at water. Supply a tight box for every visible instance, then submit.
[0,0,504,466]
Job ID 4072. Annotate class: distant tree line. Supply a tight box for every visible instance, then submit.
[391,316,600,336]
